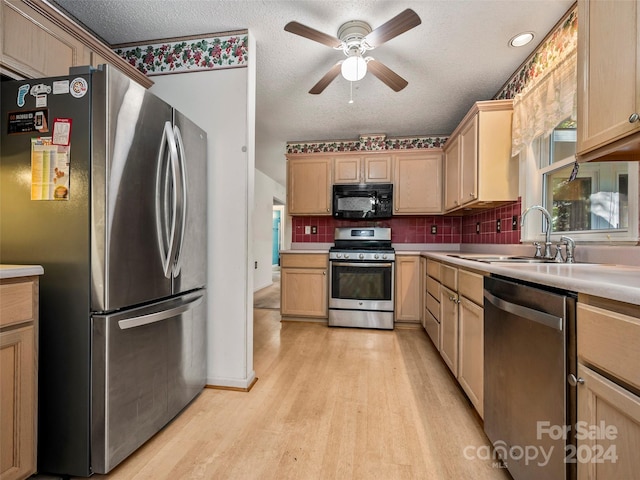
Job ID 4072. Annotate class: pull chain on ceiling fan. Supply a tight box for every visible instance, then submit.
[284,9,421,94]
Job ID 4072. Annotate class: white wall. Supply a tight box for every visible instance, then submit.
[253,170,285,291]
[151,59,256,389]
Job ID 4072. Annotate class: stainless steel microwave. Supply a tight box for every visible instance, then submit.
[333,184,393,219]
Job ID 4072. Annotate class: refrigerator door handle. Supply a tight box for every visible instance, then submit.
[116,293,203,330]
[155,121,179,278]
[172,125,188,277]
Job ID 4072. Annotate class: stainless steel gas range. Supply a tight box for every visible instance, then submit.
[328,227,395,330]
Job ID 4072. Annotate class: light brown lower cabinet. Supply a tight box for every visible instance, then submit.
[423,258,485,418]
[0,276,39,480]
[576,299,640,479]
[576,363,640,480]
[439,284,459,375]
[458,296,484,418]
[394,255,422,323]
[280,253,328,318]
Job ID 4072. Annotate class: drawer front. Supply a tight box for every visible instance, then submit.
[280,253,328,269]
[424,310,440,350]
[426,259,440,281]
[0,279,34,328]
[426,276,440,298]
[458,269,484,306]
[440,263,458,291]
[426,293,440,321]
[578,303,640,391]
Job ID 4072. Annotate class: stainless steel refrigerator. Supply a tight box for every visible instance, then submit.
[0,65,207,476]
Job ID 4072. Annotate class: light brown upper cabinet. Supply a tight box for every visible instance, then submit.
[443,100,517,213]
[393,151,443,214]
[577,0,640,162]
[0,0,151,87]
[1,0,91,78]
[286,155,332,215]
[333,152,392,184]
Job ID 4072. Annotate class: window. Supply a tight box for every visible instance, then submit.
[521,120,638,243]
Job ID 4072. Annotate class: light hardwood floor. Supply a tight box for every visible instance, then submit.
[81,309,511,480]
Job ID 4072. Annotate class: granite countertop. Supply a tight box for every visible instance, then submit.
[422,252,640,307]
[0,265,44,279]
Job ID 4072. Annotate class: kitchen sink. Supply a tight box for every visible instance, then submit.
[447,254,588,264]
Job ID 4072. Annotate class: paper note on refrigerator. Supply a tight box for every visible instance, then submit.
[31,137,70,200]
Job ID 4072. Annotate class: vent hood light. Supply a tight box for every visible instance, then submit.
[509,32,534,47]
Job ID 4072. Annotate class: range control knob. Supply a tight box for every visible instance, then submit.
[382,254,387,259]
[374,254,379,259]
[359,253,365,259]
[344,253,350,259]
[336,253,342,259]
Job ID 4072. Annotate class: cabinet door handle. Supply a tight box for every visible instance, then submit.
[629,113,640,123]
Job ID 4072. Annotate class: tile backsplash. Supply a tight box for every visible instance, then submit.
[292,198,522,245]
[461,199,522,245]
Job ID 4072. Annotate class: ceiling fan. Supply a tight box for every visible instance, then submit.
[284,9,421,94]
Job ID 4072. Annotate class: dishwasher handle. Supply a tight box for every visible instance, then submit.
[484,289,563,331]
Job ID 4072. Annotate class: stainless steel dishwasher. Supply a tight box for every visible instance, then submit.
[484,275,577,480]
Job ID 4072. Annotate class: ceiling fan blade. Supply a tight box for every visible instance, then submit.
[367,59,408,92]
[309,62,342,94]
[284,21,343,48]
[363,9,421,48]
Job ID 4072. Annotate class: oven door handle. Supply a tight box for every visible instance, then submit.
[331,262,394,268]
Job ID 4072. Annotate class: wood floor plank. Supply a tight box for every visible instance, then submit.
[78,309,511,480]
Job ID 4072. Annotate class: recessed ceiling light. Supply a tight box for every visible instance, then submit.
[509,32,535,47]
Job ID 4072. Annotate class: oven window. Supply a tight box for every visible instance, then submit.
[331,264,392,301]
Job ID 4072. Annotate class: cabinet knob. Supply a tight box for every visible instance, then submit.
[395,207,399,211]
[326,208,330,212]
[469,192,474,197]
[323,271,326,275]
[567,373,584,386]
[629,113,640,123]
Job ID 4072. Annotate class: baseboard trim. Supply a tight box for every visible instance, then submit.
[205,376,258,392]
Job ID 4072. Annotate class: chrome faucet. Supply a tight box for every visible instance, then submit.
[521,205,554,259]
[561,235,576,263]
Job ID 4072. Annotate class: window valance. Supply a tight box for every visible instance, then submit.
[511,50,577,157]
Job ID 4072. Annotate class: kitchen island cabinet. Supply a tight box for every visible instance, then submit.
[280,253,328,319]
[576,296,640,479]
[443,100,516,213]
[577,0,640,162]
[286,156,332,215]
[0,266,42,480]
[392,151,443,214]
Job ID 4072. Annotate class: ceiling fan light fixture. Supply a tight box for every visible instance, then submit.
[509,32,534,47]
[341,55,367,82]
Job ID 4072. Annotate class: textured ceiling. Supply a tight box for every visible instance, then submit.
[51,0,574,186]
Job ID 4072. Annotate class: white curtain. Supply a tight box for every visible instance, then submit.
[511,50,577,158]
